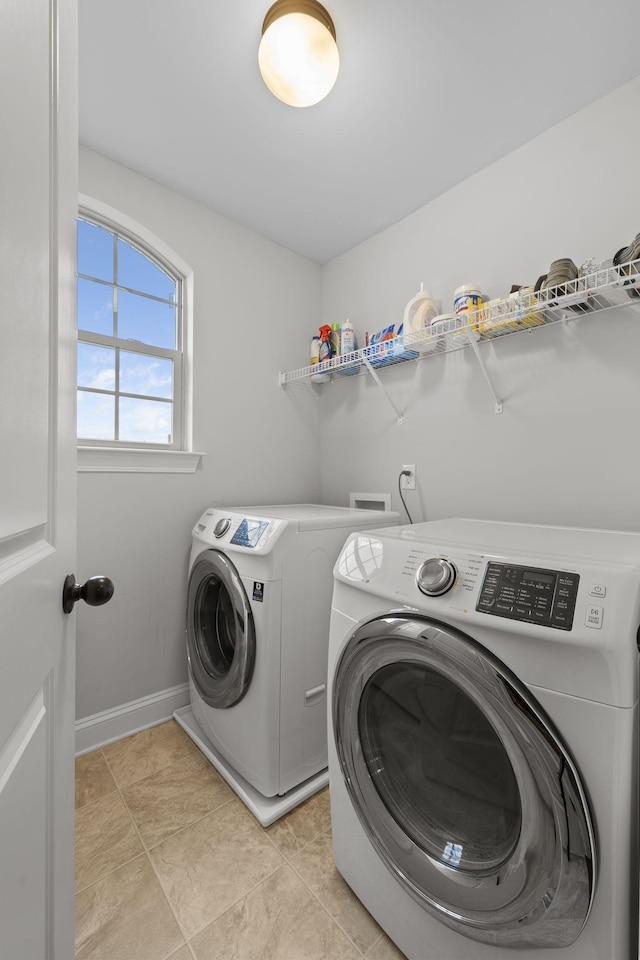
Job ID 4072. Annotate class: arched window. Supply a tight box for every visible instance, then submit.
[76,213,185,448]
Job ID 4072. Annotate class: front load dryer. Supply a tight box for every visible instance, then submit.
[328,518,640,960]
[174,503,400,825]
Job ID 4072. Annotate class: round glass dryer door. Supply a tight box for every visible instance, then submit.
[187,550,255,709]
[332,615,596,949]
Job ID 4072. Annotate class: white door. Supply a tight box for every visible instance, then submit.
[0,1,78,957]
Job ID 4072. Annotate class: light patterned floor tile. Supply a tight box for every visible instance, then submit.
[102,720,198,788]
[166,946,194,960]
[75,751,117,809]
[75,855,184,960]
[75,790,144,892]
[265,787,332,859]
[292,829,383,954]
[149,798,284,939]
[122,748,233,848]
[190,864,361,960]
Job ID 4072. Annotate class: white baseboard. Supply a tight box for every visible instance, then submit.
[75,682,190,756]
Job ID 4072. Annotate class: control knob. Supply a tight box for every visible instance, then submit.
[417,557,457,597]
[214,518,231,538]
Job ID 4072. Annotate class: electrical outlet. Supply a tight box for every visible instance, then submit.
[401,464,416,490]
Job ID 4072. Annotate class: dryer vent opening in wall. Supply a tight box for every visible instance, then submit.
[349,493,392,512]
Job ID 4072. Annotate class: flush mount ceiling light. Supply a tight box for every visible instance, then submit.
[258,0,339,108]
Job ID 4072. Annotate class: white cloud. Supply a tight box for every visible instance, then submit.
[119,398,172,444]
[77,391,114,440]
[120,356,172,398]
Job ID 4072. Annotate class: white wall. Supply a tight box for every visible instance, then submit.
[76,148,321,720]
[319,76,640,534]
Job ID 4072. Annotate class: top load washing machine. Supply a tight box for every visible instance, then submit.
[328,517,640,960]
[174,503,400,826]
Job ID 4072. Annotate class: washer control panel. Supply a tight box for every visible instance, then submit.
[476,561,580,631]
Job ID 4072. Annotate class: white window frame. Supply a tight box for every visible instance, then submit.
[77,196,202,474]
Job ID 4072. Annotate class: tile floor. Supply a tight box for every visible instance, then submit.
[75,720,407,960]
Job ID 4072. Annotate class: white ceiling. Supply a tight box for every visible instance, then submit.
[79,0,640,264]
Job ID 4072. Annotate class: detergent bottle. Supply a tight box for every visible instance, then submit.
[310,335,321,369]
[341,318,356,353]
[402,283,437,342]
[330,323,341,358]
[338,318,358,376]
[312,324,332,382]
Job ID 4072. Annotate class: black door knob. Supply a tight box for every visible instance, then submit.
[62,574,114,614]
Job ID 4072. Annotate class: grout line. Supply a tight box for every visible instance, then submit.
[108,752,206,954]
[100,732,194,792]
[178,808,290,943]
[185,861,290,946]
[74,784,119,813]
[287,825,380,958]
[80,747,194,958]
[364,930,387,958]
[140,794,236,853]
[74,850,149,897]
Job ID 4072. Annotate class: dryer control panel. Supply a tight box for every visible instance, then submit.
[476,562,580,631]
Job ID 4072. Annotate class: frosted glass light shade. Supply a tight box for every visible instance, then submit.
[259,1,339,107]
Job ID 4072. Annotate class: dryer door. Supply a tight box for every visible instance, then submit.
[332,614,595,949]
[187,550,255,708]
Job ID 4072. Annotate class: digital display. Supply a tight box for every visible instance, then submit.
[523,571,555,585]
[230,519,269,548]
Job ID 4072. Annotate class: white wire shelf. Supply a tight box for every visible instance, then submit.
[279,258,640,391]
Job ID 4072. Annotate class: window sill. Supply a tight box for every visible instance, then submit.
[78,446,205,474]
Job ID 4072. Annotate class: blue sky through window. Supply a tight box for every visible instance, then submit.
[77,218,178,444]
[117,238,175,301]
[77,278,114,336]
[77,219,113,282]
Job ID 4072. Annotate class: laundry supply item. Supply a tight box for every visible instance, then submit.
[402,284,437,339]
[319,324,332,362]
[423,313,460,351]
[453,284,485,337]
[393,323,419,361]
[337,317,359,376]
[511,285,545,330]
[311,325,332,382]
[485,286,544,336]
[330,323,341,358]
[366,323,418,367]
[367,324,396,367]
[310,335,320,367]
[341,318,356,352]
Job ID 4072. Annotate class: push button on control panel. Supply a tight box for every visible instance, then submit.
[589,584,606,598]
[585,605,604,629]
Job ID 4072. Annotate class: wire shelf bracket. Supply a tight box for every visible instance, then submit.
[361,356,404,424]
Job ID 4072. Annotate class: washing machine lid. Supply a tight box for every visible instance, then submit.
[332,613,596,949]
[362,516,640,567]
[233,503,401,532]
[187,550,255,709]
